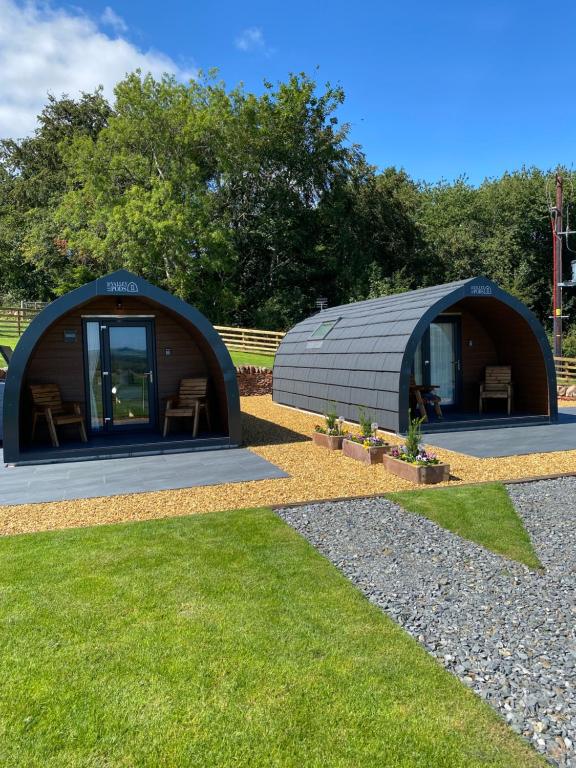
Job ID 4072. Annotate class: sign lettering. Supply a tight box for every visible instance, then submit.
[469,284,493,296]
[106,280,139,294]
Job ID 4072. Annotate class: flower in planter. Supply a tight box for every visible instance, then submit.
[390,445,440,465]
[315,404,346,436]
[348,434,389,449]
[390,415,441,465]
[358,407,375,438]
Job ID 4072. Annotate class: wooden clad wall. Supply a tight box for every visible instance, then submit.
[452,307,499,411]
[446,298,549,415]
[23,296,228,437]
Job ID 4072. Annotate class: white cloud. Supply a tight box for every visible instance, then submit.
[0,0,194,139]
[101,6,127,34]
[235,26,269,53]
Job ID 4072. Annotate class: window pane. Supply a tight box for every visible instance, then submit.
[310,320,337,340]
[109,326,150,426]
[413,339,423,384]
[86,322,103,430]
[429,322,456,405]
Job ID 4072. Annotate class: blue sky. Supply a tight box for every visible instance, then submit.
[2,0,575,184]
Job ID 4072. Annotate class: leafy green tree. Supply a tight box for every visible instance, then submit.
[2,71,575,345]
[57,71,378,326]
[0,90,111,299]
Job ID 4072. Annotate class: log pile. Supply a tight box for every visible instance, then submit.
[236,366,273,396]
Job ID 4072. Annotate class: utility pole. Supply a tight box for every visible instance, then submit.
[553,174,564,357]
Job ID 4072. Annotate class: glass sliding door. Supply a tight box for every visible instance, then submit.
[85,321,104,430]
[108,325,151,426]
[429,321,458,405]
[83,319,157,433]
[411,316,461,409]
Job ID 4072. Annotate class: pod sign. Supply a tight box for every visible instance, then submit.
[469,283,493,296]
[105,280,139,294]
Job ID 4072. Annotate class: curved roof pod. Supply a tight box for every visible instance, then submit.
[3,269,241,463]
[273,277,558,433]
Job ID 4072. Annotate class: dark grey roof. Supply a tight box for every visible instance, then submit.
[272,277,556,433]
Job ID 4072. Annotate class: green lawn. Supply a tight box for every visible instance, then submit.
[229,349,275,368]
[0,333,18,352]
[387,483,541,569]
[0,509,544,767]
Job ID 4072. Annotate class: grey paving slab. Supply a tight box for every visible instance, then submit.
[424,407,576,457]
[0,448,288,505]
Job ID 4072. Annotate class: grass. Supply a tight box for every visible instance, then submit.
[0,509,545,767]
[229,349,275,368]
[387,482,541,569]
[0,333,18,352]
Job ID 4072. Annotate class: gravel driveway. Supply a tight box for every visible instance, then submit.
[276,477,576,767]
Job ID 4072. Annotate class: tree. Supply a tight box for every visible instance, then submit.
[0,90,111,299]
[1,72,574,341]
[56,71,375,326]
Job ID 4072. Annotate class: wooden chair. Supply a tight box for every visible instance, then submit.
[0,345,12,365]
[30,384,87,448]
[479,366,513,415]
[409,375,443,422]
[163,378,211,438]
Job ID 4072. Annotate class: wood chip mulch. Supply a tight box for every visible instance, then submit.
[1,395,576,537]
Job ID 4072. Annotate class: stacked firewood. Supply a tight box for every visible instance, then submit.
[236,366,273,396]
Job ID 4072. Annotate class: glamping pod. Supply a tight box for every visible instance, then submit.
[273,277,558,433]
[3,270,241,464]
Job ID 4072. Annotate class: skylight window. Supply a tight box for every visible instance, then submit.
[310,319,338,340]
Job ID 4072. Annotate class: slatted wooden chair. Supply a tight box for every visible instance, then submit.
[163,377,211,438]
[479,365,513,415]
[0,345,12,365]
[409,375,443,422]
[30,383,87,448]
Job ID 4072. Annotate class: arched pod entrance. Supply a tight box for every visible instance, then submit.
[273,277,557,433]
[3,270,241,464]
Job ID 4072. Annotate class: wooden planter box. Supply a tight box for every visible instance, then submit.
[382,454,450,484]
[342,438,391,465]
[312,432,344,450]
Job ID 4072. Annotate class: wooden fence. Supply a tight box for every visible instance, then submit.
[0,306,284,356]
[213,325,284,356]
[554,356,576,385]
[0,306,44,338]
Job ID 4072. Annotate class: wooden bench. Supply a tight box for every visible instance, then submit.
[479,366,513,415]
[30,384,87,447]
[163,378,211,437]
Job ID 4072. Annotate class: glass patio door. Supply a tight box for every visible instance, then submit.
[84,319,157,432]
[429,321,459,406]
[412,316,461,408]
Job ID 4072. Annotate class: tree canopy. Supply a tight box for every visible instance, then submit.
[1,70,574,345]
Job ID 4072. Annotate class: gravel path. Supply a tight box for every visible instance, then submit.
[276,477,576,767]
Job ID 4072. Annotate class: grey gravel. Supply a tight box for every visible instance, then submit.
[276,476,576,767]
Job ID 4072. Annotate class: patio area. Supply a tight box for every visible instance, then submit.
[0,395,575,536]
[422,407,576,457]
[0,447,288,506]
